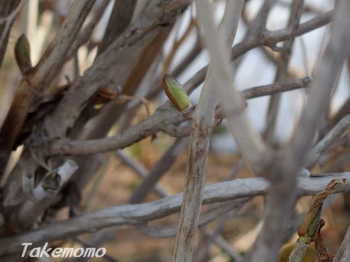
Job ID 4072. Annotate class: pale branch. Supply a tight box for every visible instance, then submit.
[307,115,350,168]
[209,235,243,262]
[198,211,243,262]
[32,0,96,89]
[248,1,350,261]
[14,159,78,232]
[264,0,305,143]
[184,0,279,98]
[138,200,246,238]
[129,138,187,203]
[195,0,267,171]
[243,77,310,99]
[264,10,332,45]
[0,173,348,256]
[119,140,244,260]
[185,9,332,90]
[116,150,168,199]
[173,1,244,260]
[65,0,111,61]
[290,0,350,173]
[46,78,311,156]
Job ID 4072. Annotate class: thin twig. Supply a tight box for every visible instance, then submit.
[185,9,333,90]
[65,0,111,60]
[129,138,187,203]
[307,115,350,168]
[116,150,168,199]
[264,0,305,144]
[0,0,23,59]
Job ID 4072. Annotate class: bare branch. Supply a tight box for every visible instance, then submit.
[264,0,305,143]
[0,0,22,67]
[173,0,244,260]
[33,0,96,88]
[116,150,168,199]
[243,77,311,99]
[0,173,348,256]
[65,0,112,60]
[129,138,187,203]
[209,235,243,262]
[307,115,350,168]
[291,0,350,170]
[195,0,267,171]
[186,9,333,90]
[248,0,350,261]
[46,78,310,156]
[138,200,245,238]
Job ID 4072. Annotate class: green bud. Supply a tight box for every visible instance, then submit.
[163,75,191,112]
[15,34,33,75]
